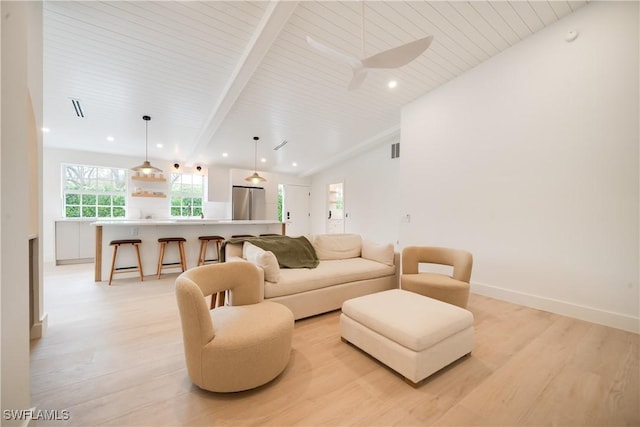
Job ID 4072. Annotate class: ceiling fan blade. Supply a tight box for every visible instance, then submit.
[361,35,433,69]
[348,68,368,90]
[306,36,362,70]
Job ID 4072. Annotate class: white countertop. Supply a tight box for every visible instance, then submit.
[91,219,283,226]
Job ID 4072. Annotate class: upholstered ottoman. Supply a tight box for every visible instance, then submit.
[340,289,474,386]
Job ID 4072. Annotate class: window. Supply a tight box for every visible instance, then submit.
[170,173,204,217]
[277,184,284,222]
[63,164,127,218]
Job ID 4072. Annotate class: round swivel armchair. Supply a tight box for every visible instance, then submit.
[175,262,294,392]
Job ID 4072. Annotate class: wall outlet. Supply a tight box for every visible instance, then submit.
[131,227,139,236]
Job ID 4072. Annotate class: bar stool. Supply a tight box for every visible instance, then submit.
[260,234,281,237]
[156,237,187,279]
[197,235,225,266]
[197,235,227,309]
[108,239,143,286]
[231,234,255,238]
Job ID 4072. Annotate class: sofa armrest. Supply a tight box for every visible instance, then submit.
[393,251,400,288]
[362,240,395,266]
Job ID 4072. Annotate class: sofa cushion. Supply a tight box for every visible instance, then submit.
[264,258,396,298]
[362,240,394,266]
[243,242,280,283]
[312,234,362,260]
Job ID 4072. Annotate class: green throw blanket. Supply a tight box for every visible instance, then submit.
[222,235,319,269]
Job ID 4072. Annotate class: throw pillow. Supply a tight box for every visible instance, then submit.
[312,234,362,260]
[243,242,280,283]
[361,240,394,266]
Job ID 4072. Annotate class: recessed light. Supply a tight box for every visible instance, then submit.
[156,143,163,148]
[41,127,50,133]
[292,162,298,167]
[106,136,114,142]
[261,158,266,163]
[387,80,398,89]
[222,152,228,158]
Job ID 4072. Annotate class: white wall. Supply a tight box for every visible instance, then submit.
[1,1,42,421]
[310,140,401,246]
[400,2,639,332]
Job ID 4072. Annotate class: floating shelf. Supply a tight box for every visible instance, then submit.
[131,175,166,182]
[131,192,166,198]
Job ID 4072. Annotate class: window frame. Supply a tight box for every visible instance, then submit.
[62,163,128,218]
[169,172,205,218]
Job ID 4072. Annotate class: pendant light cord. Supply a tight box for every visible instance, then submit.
[252,136,260,173]
[145,120,149,162]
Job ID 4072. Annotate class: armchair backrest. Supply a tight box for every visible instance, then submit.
[401,246,473,283]
[175,262,262,383]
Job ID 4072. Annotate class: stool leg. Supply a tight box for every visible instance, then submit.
[198,241,206,266]
[209,291,226,309]
[178,241,186,271]
[156,242,166,279]
[134,243,144,282]
[215,241,222,263]
[109,245,118,286]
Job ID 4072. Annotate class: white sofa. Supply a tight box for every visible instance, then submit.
[224,234,399,320]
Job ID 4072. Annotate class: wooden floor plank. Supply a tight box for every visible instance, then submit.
[31,264,639,426]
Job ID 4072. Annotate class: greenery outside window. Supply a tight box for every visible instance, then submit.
[278,184,284,222]
[170,173,204,217]
[63,164,127,218]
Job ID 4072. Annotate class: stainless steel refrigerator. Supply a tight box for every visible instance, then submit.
[232,186,266,220]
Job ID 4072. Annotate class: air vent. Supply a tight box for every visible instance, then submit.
[273,140,288,151]
[391,142,400,159]
[71,98,84,118]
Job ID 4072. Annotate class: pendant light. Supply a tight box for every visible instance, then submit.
[245,136,266,184]
[131,115,162,175]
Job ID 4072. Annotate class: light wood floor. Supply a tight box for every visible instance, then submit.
[31,264,639,426]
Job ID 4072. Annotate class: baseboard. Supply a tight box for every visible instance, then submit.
[55,258,93,266]
[30,312,48,339]
[471,281,639,334]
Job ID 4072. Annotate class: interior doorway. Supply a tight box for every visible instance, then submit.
[281,184,310,237]
[326,182,344,234]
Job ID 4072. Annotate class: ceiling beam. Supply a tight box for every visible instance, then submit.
[188,0,299,162]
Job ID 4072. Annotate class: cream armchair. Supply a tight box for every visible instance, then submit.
[175,262,294,392]
[401,246,473,308]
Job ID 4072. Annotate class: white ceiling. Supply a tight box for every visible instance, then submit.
[43,1,587,176]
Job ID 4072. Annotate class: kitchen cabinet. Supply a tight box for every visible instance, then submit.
[55,220,95,264]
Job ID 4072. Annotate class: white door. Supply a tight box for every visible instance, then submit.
[283,184,310,237]
[326,182,344,234]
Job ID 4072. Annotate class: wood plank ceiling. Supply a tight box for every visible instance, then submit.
[43,1,587,176]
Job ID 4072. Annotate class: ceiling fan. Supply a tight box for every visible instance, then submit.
[306,2,433,90]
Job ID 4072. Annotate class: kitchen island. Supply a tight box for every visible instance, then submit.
[92,219,285,282]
